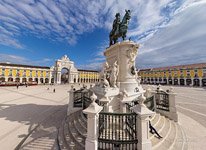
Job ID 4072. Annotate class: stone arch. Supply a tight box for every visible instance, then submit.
[22,78,27,83]
[35,78,38,83]
[51,78,54,84]
[61,67,70,84]
[8,77,13,82]
[15,78,20,82]
[0,77,5,82]
[54,55,78,84]
[29,78,33,82]
[45,78,49,83]
[40,78,44,83]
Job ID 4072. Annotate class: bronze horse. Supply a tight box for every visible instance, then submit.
[109,10,131,46]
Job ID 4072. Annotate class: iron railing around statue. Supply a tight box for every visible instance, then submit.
[155,90,169,111]
[73,88,93,108]
[125,95,155,112]
[73,88,84,107]
[98,112,138,150]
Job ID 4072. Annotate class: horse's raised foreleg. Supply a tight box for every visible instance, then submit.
[109,39,112,46]
[122,33,126,41]
[109,35,113,46]
[114,38,117,44]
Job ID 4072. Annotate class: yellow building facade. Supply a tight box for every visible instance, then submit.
[139,63,206,87]
[0,63,52,84]
[0,62,100,85]
[78,69,100,83]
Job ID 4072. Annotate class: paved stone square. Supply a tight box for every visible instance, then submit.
[0,84,86,150]
[144,85,206,150]
[0,84,206,150]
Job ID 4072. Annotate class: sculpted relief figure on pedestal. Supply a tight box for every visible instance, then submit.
[135,69,141,85]
[100,73,110,88]
[110,61,119,88]
[119,89,128,100]
[99,62,110,88]
[127,46,138,76]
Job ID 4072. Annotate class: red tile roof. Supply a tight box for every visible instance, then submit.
[140,63,206,71]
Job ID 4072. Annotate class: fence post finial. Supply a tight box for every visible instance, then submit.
[131,95,155,150]
[83,92,103,150]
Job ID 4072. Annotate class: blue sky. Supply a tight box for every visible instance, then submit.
[0,0,206,70]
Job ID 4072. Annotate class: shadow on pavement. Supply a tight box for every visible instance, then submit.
[0,103,67,149]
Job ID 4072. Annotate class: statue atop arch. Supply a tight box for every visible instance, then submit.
[61,55,70,61]
[109,10,131,46]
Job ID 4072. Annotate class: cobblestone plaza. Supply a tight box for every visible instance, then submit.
[0,84,205,149]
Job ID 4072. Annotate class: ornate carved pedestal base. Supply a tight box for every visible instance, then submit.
[93,41,145,113]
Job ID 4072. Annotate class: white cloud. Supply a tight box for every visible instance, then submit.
[0,0,182,49]
[0,0,206,70]
[0,53,52,66]
[78,62,103,71]
[137,2,206,68]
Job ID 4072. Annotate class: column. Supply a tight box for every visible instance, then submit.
[168,88,178,122]
[70,74,72,83]
[49,78,51,84]
[184,78,186,86]
[131,94,155,150]
[191,78,194,86]
[67,89,74,115]
[171,78,174,85]
[199,78,202,87]
[56,72,61,84]
[83,93,103,150]
[177,78,180,85]
[76,75,78,83]
[167,78,169,85]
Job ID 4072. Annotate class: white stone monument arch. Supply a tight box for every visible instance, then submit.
[54,55,78,84]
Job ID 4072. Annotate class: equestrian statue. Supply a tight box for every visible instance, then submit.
[109,10,131,46]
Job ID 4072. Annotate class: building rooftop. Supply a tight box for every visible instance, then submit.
[0,63,50,69]
[140,62,206,71]
[77,69,99,72]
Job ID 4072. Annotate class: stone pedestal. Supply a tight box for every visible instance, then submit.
[93,41,145,113]
[104,41,143,94]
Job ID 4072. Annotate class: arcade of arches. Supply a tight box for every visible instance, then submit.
[0,55,99,85]
[139,63,206,87]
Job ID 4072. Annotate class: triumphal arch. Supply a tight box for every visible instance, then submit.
[53,55,78,84]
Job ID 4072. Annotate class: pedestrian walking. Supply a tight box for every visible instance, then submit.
[149,120,162,139]
[53,88,55,93]
[17,84,19,89]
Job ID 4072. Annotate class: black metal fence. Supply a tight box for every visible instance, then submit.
[98,112,138,150]
[155,91,169,111]
[126,95,155,112]
[73,89,84,107]
[73,88,93,108]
